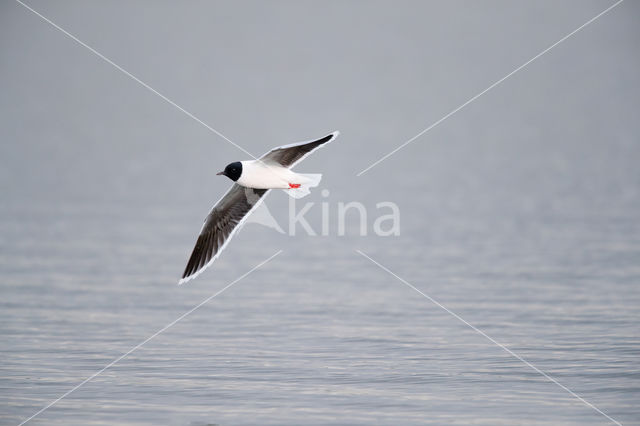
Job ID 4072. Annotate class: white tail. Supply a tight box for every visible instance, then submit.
[285,173,322,199]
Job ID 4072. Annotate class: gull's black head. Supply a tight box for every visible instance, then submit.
[217,161,242,181]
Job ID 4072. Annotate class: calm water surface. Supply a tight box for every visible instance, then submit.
[1,164,639,425]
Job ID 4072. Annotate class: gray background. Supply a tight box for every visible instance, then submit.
[1,0,639,425]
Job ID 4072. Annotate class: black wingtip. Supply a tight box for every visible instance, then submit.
[316,131,339,145]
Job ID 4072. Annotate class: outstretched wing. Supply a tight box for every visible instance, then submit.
[260,131,339,168]
[179,184,269,284]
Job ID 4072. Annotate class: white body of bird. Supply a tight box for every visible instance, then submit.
[238,160,321,198]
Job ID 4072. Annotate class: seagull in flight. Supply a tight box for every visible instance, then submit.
[179,131,340,285]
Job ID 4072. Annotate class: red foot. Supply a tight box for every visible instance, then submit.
[289,183,301,189]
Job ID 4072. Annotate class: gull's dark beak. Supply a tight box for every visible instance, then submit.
[216,171,225,176]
